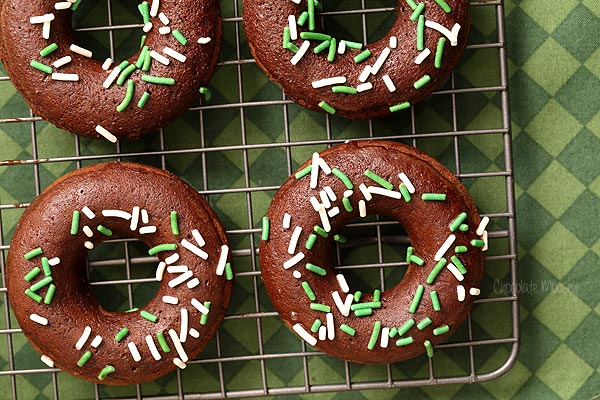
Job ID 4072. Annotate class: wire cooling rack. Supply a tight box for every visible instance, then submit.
[0,0,518,398]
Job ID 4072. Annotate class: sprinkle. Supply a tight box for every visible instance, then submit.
[305,234,317,249]
[216,245,229,276]
[301,281,316,301]
[433,324,450,336]
[163,46,186,63]
[379,75,396,92]
[181,239,208,259]
[89,335,102,349]
[297,11,308,26]
[417,15,425,51]
[424,340,434,357]
[284,252,305,269]
[318,101,336,115]
[367,321,382,350]
[350,302,381,311]
[39,43,59,58]
[318,206,332,232]
[414,48,431,65]
[148,243,177,255]
[469,287,481,297]
[162,295,178,304]
[433,0,451,12]
[141,75,175,85]
[43,284,56,304]
[98,365,116,380]
[82,226,93,238]
[343,40,362,50]
[354,184,371,202]
[326,312,335,340]
[158,12,169,24]
[422,193,446,201]
[197,37,212,44]
[409,285,424,313]
[293,323,317,346]
[311,319,322,332]
[332,85,357,94]
[141,310,158,323]
[292,270,301,279]
[336,274,350,293]
[310,303,331,313]
[396,336,414,347]
[179,308,188,342]
[84,241,94,250]
[295,165,312,179]
[24,267,41,282]
[365,170,394,190]
[156,332,170,352]
[457,285,466,301]
[329,169,351,190]
[354,82,372,93]
[30,276,53,292]
[75,326,92,350]
[167,264,187,273]
[283,213,292,229]
[314,225,328,237]
[314,40,330,54]
[69,44,92,58]
[30,13,55,24]
[476,216,490,236]
[432,234,455,261]
[140,226,157,234]
[413,74,431,89]
[354,291,362,302]
[306,263,326,276]
[417,317,432,330]
[398,319,415,336]
[320,191,332,209]
[128,206,140,231]
[389,327,398,338]
[333,234,346,243]
[340,324,356,336]
[368,186,402,199]
[126,308,139,313]
[425,21,458,46]
[356,199,366,217]
[380,327,390,348]
[187,278,201,288]
[370,47,391,75]
[159,26,171,35]
[459,223,469,231]
[41,355,54,368]
[96,225,113,236]
[25,289,42,302]
[146,335,161,360]
[191,298,211,315]
[451,255,467,274]
[449,212,467,232]
[430,290,441,311]
[390,102,411,112]
[354,308,373,317]
[150,0,159,16]
[389,36,398,48]
[426,258,447,284]
[291,41,311,65]
[141,209,150,224]
[172,29,187,46]
[75,349,93,368]
[103,67,121,89]
[155,262,166,281]
[189,328,200,338]
[354,49,371,63]
[283,26,291,49]
[24,247,43,260]
[337,39,347,54]
[434,37,446,69]
[138,1,151,23]
[173,358,186,369]
[447,263,464,281]
[114,327,131,341]
[410,2,425,21]
[327,38,337,62]
[455,246,468,254]
[307,0,315,30]
[168,270,193,287]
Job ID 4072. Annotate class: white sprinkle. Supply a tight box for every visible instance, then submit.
[54,1,71,9]
[48,257,60,266]
[469,288,481,296]
[150,0,159,16]
[165,253,180,265]
[370,47,391,75]
[84,241,94,250]
[197,37,212,44]
[389,36,397,49]
[75,326,91,350]
[476,216,490,236]
[102,67,121,88]
[288,15,298,40]
[309,196,321,212]
[447,263,464,281]
[82,206,96,219]
[382,74,396,92]
[158,12,169,25]
[143,22,153,33]
[336,274,350,293]
[51,73,79,81]
[380,327,390,348]
[102,209,131,219]
[318,325,327,341]
[283,252,305,269]
[216,245,229,276]
[173,358,187,369]
[188,328,200,338]
[311,76,347,88]
[367,186,402,199]
[283,213,292,229]
[168,329,188,362]
[343,293,353,311]
[332,291,350,317]
[319,190,331,209]
[482,230,489,251]
[163,46,186,63]
[150,50,170,65]
[162,295,178,304]
[398,172,415,194]
[318,205,331,232]
[292,270,302,279]
[159,26,171,35]
[43,21,51,39]
[128,342,141,362]
[288,226,303,254]
[359,199,367,217]
[457,285,466,301]
[168,270,193,288]
[358,183,373,201]
[290,40,310,65]
[181,239,209,259]
[310,152,320,189]
[146,335,161,360]
[451,23,461,46]
[82,225,93,237]
[69,44,92,58]
[155,261,166,281]
[179,308,188,342]
[434,234,456,261]
[291,0,301,4]
[343,190,353,198]
[324,186,337,201]
[90,335,102,348]
[30,313,48,325]
[293,323,317,346]
[425,20,458,46]
[167,265,188,274]
[139,226,157,234]
[52,56,72,68]
[356,82,373,92]
[191,298,210,315]
[326,313,335,340]
[327,207,340,218]
[317,157,332,175]
[41,355,54,367]
[101,58,113,71]
[141,209,150,224]
[359,65,372,82]
[129,206,140,231]
[186,278,200,288]
[414,48,431,64]
[192,229,205,247]
[30,14,55,24]
[337,39,346,54]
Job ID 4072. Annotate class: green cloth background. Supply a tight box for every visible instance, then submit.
[0,0,599,398]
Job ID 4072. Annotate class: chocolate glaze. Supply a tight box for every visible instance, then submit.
[6,162,233,384]
[0,0,221,140]
[260,140,485,363]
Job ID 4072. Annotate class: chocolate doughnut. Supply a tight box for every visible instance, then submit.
[6,162,233,384]
[259,140,487,363]
[243,0,469,119]
[0,0,221,141]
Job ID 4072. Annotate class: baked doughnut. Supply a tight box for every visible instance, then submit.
[243,0,469,119]
[259,140,487,363]
[6,162,233,385]
[0,0,221,142]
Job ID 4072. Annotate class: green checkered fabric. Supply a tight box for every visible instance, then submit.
[0,0,598,398]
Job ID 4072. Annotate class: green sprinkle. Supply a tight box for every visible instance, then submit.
[471,239,485,248]
[29,60,52,74]
[172,29,188,46]
[98,365,116,381]
[327,38,337,62]
[408,285,424,313]
[350,302,381,311]
[70,0,81,11]
[142,50,152,71]
[417,15,425,51]
[433,0,451,13]
[200,302,211,325]
[311,319,322,332]
[343,40,363,50]
[333,234,346,243]
[424,340,434,357]
[137,91,151,108]
[414,74,431,89]
[295,165,312,179]
[354,49,371,63]
[42,257,51,277]
[435,37,446,69]
[367,321,381,350]
[318,101,336,115]
[433,324,450,336]
[126,307,139,313]
[285,42,299,53]
[365,169,394,190]
[77,351,92,367]
[430,291,441,311]
[410,255,424,266]
[332,86,357,94]
[307,0,315,30]
[140,310,158,323]
[97,225,113,236]
[302,281,316,301]
[354,308,372,317]
[449,212,467,232]
[25,289,42,303]
[422,193,446,201]
[398,319,415,336]
[118,60,130,70]
[373,289,381,302]
[410,2,425,21]
[340,324,356,336]
[390,102,410,112]
[396,336,414,347]
[332,168,353,189]
[310,303,331,313]
[141,75,175,85]
[116,80,135,112]
[30,276,53,292]
[406,247,414,264]
[25,267,41,282]
[314,226,328,237]
[399,184,411,202]
[169,211,180,235]
[354,291,362,302]
[314,40,330,54]
[138,1,150,24]
[70,210,80,235]
[148,243,177,255]
[115,327,129,342]
[406,0,418,10]
[417,317,432,330]
[297,11,308,26]
[342,197,353,212]
[455,245,468,253]
[306,263,326,276]
[199,87,212,102]
[389,327,398,338]
[283,27,291,49]
[140,34,147,48]
[225,263,234,281]
[305,234,317,249]
[117,64,136,86]
[40,43,58,57]
[43,284,56,304]
[156,332,170,352]
[459,224,469,232]
[427,258,447,284]
[451,255,467,274]
[135,46,149,68]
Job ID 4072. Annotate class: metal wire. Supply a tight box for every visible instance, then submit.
[0,0,518,398]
